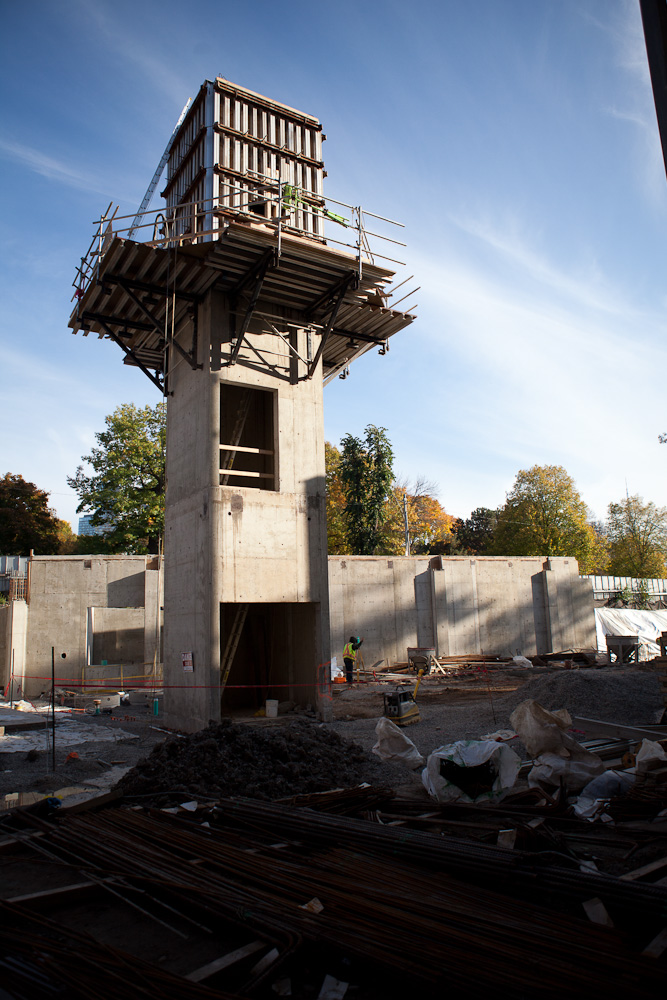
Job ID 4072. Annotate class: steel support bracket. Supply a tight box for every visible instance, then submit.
[228,248,278,366]
[114,278,202,371]
[306,271,358,379]
[95,317,164,394]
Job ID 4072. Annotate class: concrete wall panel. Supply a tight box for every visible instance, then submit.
[329,555,596,668]
[20,556,159,698]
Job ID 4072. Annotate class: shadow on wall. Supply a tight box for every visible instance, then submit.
[107,572,146,608]
[92,627,144,665]
[328,556,596,668]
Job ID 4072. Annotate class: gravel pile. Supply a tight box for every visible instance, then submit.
[327,668,665,766]
[497,668,663,725]
[115,718,372,804]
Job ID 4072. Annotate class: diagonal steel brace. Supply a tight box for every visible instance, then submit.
[307,271,358,378]
[228,249,278,366]
[116,278,202,371]
[96,317,164,394]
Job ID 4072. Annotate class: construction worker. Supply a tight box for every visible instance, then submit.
[343,636,363,684]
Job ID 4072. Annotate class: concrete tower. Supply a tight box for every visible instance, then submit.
[69,79,415,732]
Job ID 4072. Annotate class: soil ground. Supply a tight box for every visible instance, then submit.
[1,664,663,806]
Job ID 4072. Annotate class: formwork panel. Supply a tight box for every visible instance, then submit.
[165,78,325,241]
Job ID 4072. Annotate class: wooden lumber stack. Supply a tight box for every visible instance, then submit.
[629,753,667,803]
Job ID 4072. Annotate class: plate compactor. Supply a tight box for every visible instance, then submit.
[382,670,424,727]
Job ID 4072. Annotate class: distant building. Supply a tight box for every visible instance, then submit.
[77,514,111,537]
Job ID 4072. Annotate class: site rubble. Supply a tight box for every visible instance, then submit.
[115,719,372,805]
[2,661,667,997]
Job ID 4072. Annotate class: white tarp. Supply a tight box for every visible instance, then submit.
[422,739,521,804]
[0,718,139,753]
[595,609,667,660]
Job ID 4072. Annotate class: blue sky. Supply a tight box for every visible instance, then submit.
[1,0,665,530]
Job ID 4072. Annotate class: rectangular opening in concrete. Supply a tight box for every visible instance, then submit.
[91,608,145,665]
[220,602,318,712]
[219,384,276,490]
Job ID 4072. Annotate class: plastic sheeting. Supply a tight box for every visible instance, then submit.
[595,609,667,660]
[422,739,520,804]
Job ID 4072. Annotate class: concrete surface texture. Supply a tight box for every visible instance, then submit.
[162,288,330,733]
[0,555,162,699]
[1,552,597,718]
[329,554,596,668]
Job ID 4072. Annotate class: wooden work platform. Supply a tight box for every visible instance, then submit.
[0,707,47,734]
[69,221,414,385]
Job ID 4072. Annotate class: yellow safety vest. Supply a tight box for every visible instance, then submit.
[343,642,357,661]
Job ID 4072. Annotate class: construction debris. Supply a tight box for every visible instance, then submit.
[115,719,370,805]
[2,664,667,998]
[1,794,666,999]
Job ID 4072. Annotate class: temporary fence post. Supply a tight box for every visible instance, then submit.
[51,646,56,771]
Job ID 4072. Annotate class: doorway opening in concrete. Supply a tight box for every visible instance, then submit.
[220,602,318,713]
[219,384,276,490]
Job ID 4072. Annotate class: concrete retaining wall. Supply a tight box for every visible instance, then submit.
[329,555,596,669]
[2,553,596,702]
[18,556,162,697]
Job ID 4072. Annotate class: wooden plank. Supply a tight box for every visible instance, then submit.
[185,939,266,982]
[0,830,45,851]
[7,881,99,904]
[582,897,614,927]
[497,829,517,850]
[248,946,280,978]
[642,927,667,958]
[319,975,349,999]
[619,857,667,882]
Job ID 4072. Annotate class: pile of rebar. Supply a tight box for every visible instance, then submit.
[4,798,666,998]
[0,900,246,1000]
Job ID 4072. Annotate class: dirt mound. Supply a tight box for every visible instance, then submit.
[115,719,370,805]
[499,668,663,725]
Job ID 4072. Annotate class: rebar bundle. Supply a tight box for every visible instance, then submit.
[4,799,666,998]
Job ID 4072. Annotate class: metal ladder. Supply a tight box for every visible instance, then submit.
[128,98,192,238]
[220,603,249,700]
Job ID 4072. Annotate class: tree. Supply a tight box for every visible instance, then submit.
[581,521,611,575]
[68,403,166,555]
[606,495,667,578]
[490,465,594,568]
[325,441,348,554]
[0,474,62,555]
[453,507,498,555]
[338,425,395,555]
[55,519,79,555]
[384,478,455,555]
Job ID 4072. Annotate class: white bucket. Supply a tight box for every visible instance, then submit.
[265,699,279,718]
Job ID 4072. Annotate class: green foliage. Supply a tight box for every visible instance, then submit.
[384,481,454,556]
[606,495,667,578]
[0,473,62,555]
[68,403,166,555]
[339,425,395,555]
[325,442,348,554]
[636,580,652,609]
[453,507,498,555]
[490,465,593,567]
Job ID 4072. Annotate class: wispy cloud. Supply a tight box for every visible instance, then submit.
[0,138,116,198]
[76,0,190,106]
[402,229,667,520]
[590,0,667,205]
[446,212,622,316]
